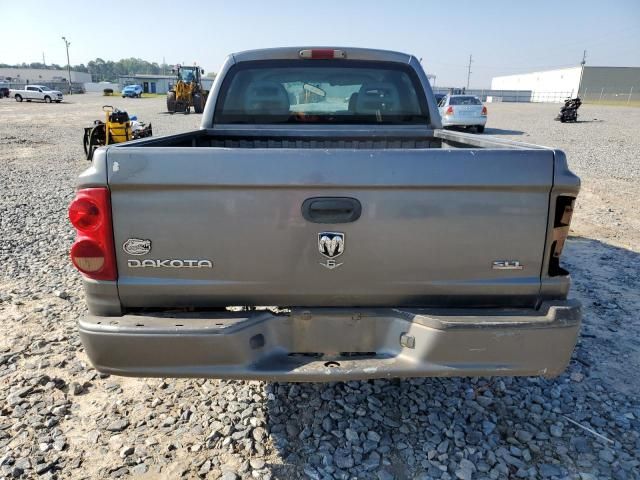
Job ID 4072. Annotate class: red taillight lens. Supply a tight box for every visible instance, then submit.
[481,106,487,116]
[69,197,101,231]
[68,188,117,281]
[299,49,346,59]
[445,106,454,115]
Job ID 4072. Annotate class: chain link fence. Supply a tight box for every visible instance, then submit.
[579,87,638,105]
[0,81,85,94]
[434,87,639,105]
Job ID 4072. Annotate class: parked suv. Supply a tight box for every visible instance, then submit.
[122,84,143,98]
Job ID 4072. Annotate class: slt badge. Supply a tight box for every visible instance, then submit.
[318,232,345,270]
[123,238,151,256]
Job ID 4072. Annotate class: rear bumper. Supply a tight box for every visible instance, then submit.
[79,301,581,382]
[441,116,487,127]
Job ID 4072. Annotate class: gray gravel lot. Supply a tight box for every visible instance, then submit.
[1,94,639,479]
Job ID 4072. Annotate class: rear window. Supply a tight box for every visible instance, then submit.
[449,96,482,106]
[214,60,429,125]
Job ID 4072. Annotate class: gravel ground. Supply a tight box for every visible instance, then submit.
[1,94,639,480]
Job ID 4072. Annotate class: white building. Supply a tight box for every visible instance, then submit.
[0,67,91,84]
[491,66,640,103]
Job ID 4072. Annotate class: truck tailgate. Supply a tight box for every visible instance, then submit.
[106,147,553,308]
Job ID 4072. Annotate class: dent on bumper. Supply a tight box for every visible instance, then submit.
[79,301,581,382]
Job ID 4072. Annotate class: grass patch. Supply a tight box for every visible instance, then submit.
[583,100,640,107]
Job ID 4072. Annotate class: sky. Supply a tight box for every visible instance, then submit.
[2,0,639,88]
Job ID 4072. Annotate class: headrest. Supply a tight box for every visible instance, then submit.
[244,81,290,116]
[355,83,400,115]
[348,92,358,112]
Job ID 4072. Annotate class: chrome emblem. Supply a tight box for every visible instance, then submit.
[492,260,524,270]
[318,232,345,270]
[123,238,151,256]
[128,259,212,268]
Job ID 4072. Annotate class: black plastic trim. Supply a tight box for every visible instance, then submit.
[302,197,362,223]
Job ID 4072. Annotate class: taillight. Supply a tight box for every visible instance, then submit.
[445,106,454,115]
[299,49,346,59]
[68,188,117,281]
[69,197,101,231]
[481,106,487,116]
[549,196,575,276]
[71,240,106,273]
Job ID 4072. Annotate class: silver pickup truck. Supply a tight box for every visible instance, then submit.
[70,47,581,381]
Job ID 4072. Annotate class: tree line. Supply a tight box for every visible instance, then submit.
[0,58,214,82]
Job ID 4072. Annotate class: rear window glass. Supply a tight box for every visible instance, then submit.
[449,96,482,105]
[215,60,428,125]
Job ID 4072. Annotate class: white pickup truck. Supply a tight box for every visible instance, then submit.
[9,85,63,103]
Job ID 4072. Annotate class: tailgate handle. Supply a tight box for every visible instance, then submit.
[302,197,362,224]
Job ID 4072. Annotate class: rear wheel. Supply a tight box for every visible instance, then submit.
[476,125,485,133]
[193,93,204,114]
[44,96,51,103]
[15,95,22,102]
[167,91,176,113]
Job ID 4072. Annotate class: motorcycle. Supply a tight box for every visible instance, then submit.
[555,97,582,123]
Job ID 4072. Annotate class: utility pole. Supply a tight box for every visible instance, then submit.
[578,50,587,98]
[61,36,72,95]
[42,52,46,66]
[466,54,473,90]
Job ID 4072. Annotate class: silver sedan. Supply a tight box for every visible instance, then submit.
[438,95,487,133]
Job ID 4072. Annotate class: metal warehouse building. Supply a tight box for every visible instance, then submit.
[0,67,91,84]
[491,66,640,103]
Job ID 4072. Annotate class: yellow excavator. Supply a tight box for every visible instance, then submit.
[166,65,208,114]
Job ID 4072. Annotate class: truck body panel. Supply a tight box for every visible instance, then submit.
[106,144,553,310]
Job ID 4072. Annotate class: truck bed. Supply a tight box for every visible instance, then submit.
[122,126,545,150]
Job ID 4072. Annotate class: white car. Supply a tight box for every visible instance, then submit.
[9,85,64,103]
[438,94,487,133]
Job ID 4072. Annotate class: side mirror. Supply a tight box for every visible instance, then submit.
[201,69,205,74]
